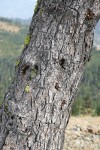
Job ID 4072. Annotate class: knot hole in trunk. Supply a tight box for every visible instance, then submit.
[59,58,65,69]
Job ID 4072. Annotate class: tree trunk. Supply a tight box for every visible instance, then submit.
[0,0,100,150]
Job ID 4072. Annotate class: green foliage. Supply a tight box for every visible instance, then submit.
[31,68,38,77]
[40,7,44,15]
[25,85,30,93]
[34,0,41,14]
[0,28,28,57]
[72,50,100,116]
[72,98,84,115]
[16,59,20,66]
[24,34,30,46]
[0,18,28,104]
[94,100,100,116]
[0,58,15,102]
[3,102,11,116]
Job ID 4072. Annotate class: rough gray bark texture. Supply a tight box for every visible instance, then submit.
[0,0,100,150]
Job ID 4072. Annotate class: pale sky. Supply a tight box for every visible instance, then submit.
[0,0,37,19]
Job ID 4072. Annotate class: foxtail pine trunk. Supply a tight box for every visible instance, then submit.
[0,0,100,150]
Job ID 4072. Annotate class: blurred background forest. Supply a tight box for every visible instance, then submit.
[0,17,100,116]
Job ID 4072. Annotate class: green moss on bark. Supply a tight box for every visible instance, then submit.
[34,0,41,14]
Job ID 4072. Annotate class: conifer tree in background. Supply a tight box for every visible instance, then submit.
[0,0,100,149]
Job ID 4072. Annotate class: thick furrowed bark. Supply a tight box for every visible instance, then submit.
[0,0,100,150]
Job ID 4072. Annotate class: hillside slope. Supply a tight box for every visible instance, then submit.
[0,21,20,32]
[0,18,28,102]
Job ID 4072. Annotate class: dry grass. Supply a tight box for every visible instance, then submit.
[64,116,100,150]
[67,116,100,128]
[0,21,20,33]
